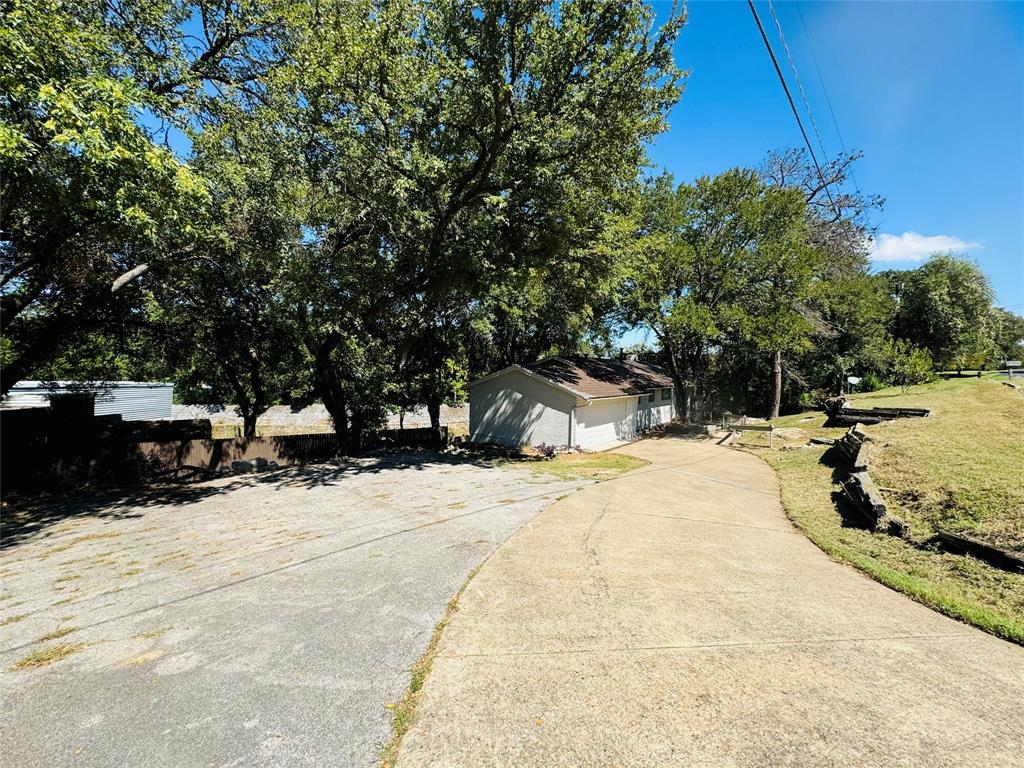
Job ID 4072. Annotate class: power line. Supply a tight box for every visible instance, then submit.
[767,0,828,164]
[746,0,841,221]
[793,0,862,195]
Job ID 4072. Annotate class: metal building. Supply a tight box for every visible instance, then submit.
[1,381,175,421]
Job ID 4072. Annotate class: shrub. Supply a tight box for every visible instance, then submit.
[858,372,889,392]
[885,338,935,393]
[799,388,830,410]
[534,443,557,459]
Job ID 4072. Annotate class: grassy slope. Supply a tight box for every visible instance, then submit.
[850,381,1022,549]
[754,378,1024,644]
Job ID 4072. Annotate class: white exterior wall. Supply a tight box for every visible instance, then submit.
[573,387,674,451]
[2,381,174,421]
[469,370,574,447]
[637,388,674,430]
[573,396,639,450]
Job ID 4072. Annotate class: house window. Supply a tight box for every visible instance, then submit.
[647,392,655,403]
[661,388,671,401]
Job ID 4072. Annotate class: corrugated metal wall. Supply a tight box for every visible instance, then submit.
[2,382,174,421]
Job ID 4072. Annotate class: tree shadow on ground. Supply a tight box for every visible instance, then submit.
[643,424,712,442]
[0,448,492,550]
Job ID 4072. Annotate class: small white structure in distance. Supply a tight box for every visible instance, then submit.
[468,356,675,451]
[1,381,174,421]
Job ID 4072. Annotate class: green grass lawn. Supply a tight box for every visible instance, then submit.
[505,451,649,482]
[754,378,1024,644]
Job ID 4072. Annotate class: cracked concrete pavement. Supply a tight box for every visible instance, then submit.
[1,451,586,767]
[395,436,1024,768]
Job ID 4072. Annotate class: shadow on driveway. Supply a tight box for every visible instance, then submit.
[1,449,497,551]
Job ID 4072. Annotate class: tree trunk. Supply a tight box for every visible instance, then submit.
[770,349,782,421]
[310,336,348,454]
[245,346,266,440]
[217,344,262,443]
[427,399,442,448]
[660,334,687,422]
[242,411,258,440]
[346,414,364,455]
[322,389,348,451]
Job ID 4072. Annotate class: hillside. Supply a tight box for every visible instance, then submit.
[755,378,1024,643]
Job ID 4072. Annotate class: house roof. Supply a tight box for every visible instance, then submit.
[515,356,673,400]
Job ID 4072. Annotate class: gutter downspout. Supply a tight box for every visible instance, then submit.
[569,397,591,449]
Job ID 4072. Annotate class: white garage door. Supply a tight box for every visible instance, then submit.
[575,397,638,450]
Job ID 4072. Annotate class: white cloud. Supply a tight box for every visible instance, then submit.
[868,231,980,263]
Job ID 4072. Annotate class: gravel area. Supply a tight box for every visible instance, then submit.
[0,451,583,767]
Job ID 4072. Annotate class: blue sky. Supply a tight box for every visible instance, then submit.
[646,0,1023,312]
[162,2,1022,319]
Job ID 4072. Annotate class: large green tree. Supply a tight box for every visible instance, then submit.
[760,148,892,400]
[4,0,686,450]
[620,169,815,419]
[892,254,996,371]
[276,0,685,445]
[0,0,288,395]
[738,196,820,420]
[159,115,305,438]
[989,307,1024,366]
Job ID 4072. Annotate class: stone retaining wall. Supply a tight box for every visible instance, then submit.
[169,403,469,429]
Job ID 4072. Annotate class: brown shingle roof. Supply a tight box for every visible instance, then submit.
[521,357,673,399]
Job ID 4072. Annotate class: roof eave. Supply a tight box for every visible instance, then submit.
[467,364,593,402]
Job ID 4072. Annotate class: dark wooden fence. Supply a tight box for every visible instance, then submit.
[1,406,446,493]
[137,426,446,473]
[136,433,341,473]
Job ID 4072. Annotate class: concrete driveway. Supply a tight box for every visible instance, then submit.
[396,436,1024,767]
[0,452,586,767]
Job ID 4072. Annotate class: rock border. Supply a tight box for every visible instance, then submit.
[834,423,908,536]
[832,422,1023,573]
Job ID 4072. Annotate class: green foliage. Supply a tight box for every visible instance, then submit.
[619,168,818,417]
[990,307,1024,365]
[857,372,888,393]
[892,254,996,370]
[0,0,287,394]
[884,338,934,393]
[1,0,684,446]
[272,0,685,443]
[800,272,897,393]
[9,0,1011,455]
[157,115,305,435]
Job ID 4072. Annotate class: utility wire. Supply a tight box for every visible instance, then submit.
[794,0,862,195]
[767,0,828,165]
[746,0,841,221]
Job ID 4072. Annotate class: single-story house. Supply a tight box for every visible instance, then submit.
[1,381,174,421]
[468,356,675,451]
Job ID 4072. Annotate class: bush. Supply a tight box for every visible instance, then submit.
[858,372,889,392]
[885,338,935,393]
[534,443,557,459]
[799,388,830,410]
